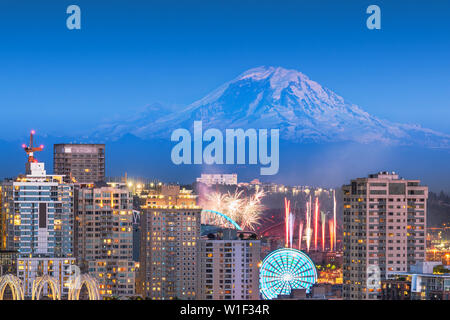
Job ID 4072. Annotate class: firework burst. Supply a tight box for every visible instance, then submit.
[202,189,265,231]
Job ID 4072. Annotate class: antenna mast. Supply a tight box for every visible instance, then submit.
[22,130,44,163]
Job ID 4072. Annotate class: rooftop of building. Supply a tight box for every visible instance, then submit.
[389,261,450,278]
[54,143,105,147]
[200,225,258,241]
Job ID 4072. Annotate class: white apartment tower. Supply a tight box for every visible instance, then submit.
[197,231,260,300]
[342,172,427,300]
[0,132,75,298]
[1,163,74,257]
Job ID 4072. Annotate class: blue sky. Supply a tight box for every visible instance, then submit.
[0,0,449,139]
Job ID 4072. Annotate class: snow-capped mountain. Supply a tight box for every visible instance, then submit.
[96,66,450,148]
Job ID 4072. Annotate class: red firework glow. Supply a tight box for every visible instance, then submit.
[298,222,304,251]
[333,189,337,252]
[284,197,290,247]
[322,216,326,252]
[314,197,319,251]
[329,220,335,252]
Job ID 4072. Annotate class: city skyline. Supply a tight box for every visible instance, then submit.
[1,132,449,302]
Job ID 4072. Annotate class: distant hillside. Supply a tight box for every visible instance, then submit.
[428,191,450,227]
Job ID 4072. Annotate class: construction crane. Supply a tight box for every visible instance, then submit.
[22,130,44,163]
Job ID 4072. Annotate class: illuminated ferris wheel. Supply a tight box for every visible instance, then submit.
[259,248,317,300]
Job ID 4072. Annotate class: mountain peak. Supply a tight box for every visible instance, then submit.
[95,66,450,148]
[240,65,304,75]
[238,66,309,85]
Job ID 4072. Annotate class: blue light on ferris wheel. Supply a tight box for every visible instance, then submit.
[259,248,317,300]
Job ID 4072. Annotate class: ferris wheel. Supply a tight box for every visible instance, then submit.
[259,248,317,300]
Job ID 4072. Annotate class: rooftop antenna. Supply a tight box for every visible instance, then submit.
[22,130,43,163]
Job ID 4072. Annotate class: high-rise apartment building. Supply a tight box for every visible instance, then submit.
[197,230,261,300]
[53,144,105,183]
[75,182,135,297]
[1,164,74,257]
[342,172,427,300]
[0,133,75,298]
[137,186,201,300]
